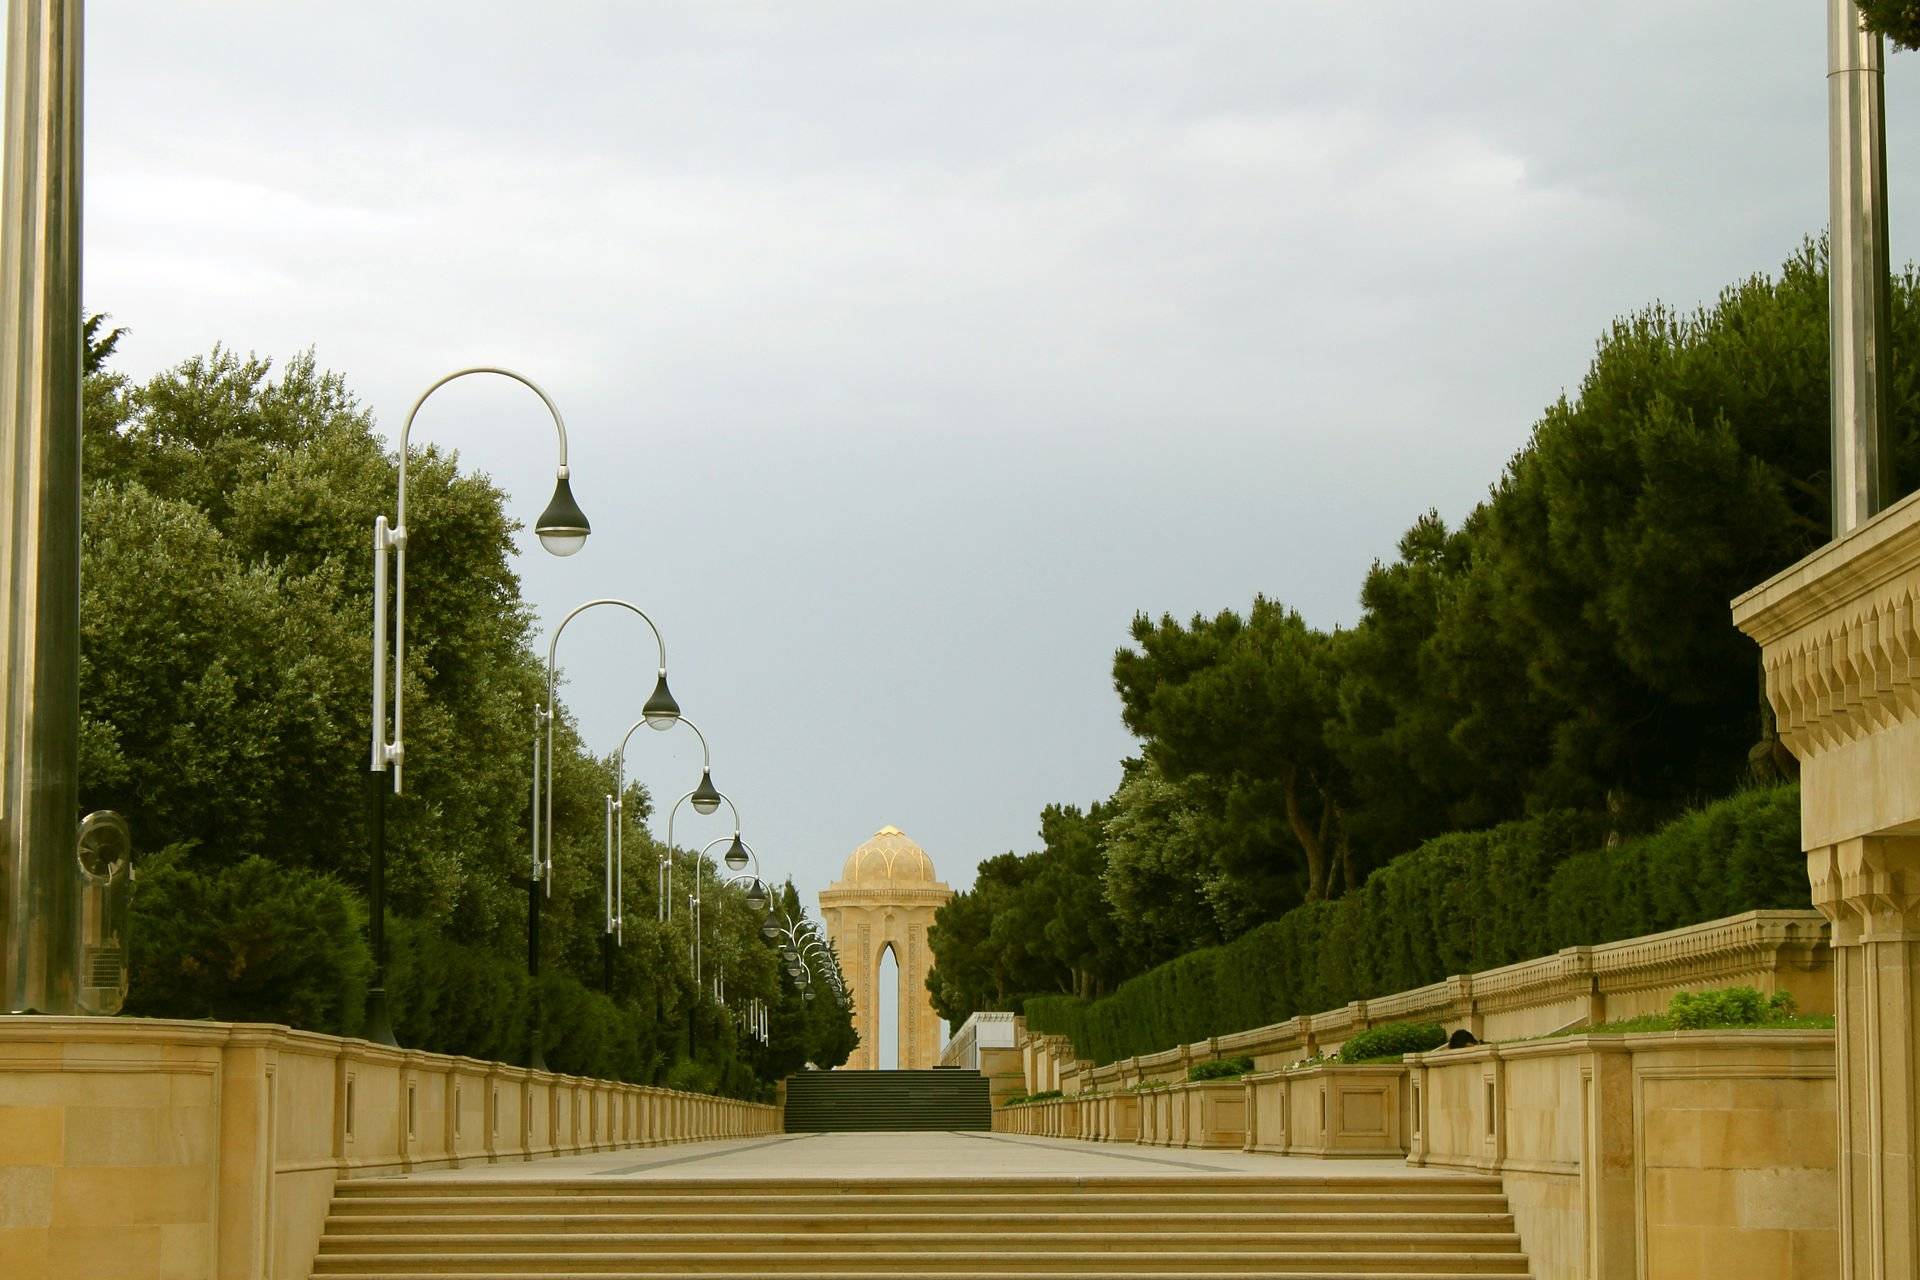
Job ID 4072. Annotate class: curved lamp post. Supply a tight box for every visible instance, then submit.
[680,831,771,1060]
[527,597,678,1069]
[763,910,843,1006]
[602,714,718,992]
[660,782,739,923]
[366,366,589,1047]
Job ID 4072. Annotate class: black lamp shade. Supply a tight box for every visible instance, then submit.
[724,836,750,872]
[691,769,722,815]
[534,474,590,556]
[642,673,680,728]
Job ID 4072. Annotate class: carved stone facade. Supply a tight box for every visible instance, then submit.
[1734,486,1920,1280]
[818,826,953,1070]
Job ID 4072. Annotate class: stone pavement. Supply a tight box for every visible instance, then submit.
[385,1129,1477,1181]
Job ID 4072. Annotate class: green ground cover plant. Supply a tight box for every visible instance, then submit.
[1186,1056,1254,1082]
[1338,1022,1447,1064]
[1545,987,1832,1038]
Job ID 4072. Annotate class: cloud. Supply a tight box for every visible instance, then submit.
[80,1,1917,905]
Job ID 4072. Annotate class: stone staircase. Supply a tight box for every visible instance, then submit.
[783,1067,992,1131]
[309,1171,1531,1278]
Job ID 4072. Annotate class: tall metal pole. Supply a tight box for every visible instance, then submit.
[1828,0,1893,536]
[1,0,84,1016]
[527,724,546,1072]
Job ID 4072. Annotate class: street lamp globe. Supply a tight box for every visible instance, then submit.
[691,768,722,815]
[534,474,591,556]
[724,836,750,873]
[642,673,680,728]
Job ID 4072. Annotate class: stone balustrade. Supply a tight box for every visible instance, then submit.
[1018,909,1829,1097]
[1244,1062,1409,1158]
[0,1015,780,1280]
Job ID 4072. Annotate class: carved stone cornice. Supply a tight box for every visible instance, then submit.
[817,883,952,909]
[1809,836,1920,946]
[1733,488,1920,760]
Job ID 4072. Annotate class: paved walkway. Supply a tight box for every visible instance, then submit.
[395,1131,1475,1181]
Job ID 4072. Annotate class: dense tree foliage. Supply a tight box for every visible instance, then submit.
[86,340,849,1092]
[1023,785,1802,1063]
[931,244,1915,1030]
[1858,1,1920,51]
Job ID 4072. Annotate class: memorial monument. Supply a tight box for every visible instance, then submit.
[819,826,952,1069]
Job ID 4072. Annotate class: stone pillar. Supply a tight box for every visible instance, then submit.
[1810,836,1920,1276]
[1734,491,1920,1279]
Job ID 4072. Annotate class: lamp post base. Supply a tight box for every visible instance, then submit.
[526,873,545,1073]
[364,769,399,1048]
[362,987,397,1048]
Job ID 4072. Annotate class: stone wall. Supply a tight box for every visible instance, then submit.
[1408,1031,1836,1280]
[1021,908,1830,1094]
[0,1016,779,1280]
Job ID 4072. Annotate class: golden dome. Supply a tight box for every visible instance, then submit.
[839,825,938,885]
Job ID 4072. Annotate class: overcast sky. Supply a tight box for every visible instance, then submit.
[82,3,1918,918]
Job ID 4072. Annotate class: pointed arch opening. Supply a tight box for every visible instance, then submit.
[877,941,900,1069]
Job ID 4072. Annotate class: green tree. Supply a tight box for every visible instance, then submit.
[1858,1,1920,50]
[1115,598,1349,904]
[1102,763,1239,958]
[83,337,803,1095]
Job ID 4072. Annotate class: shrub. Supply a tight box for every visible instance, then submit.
[1338,1021,1446,1063]
[1027,785,1803,1064]
[1187,1056,1254,1081]
[1667,986,1794,1030]
[128,847,369,1034]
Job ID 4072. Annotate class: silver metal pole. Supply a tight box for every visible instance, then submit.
[1828,0,1893,535]
[2,0,83,1016]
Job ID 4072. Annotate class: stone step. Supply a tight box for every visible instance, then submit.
[333,1173,1506,1192]
[321,1211,1520,1236]
[312,1274,1520,1280]
[314,1231,1524,1255]
[307,1249,1530,1275]
[328,1192,1517,1216]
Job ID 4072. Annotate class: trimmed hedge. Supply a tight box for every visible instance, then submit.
[1028,785,1804,1064]
[129,848,371,1034]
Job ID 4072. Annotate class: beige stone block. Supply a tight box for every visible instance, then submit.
[1790,1228,1841,1280]
[157,1222,211,1280]
[1728,1079,1795,1110]
[0,1226,49,1278]
[45,1222,161,1280]
[1645,1224,1703,1278]
[1789,1103,1839,1168]
[0,1107,63,1165]
[1655,1077,1734,1112]
[52,1165,209,1226]
[1736,1167,1839,1231]
[1697,1226,1797,1280]
[1647,1167,1736,1229]
[0,1168,53,1228]
[1701,1108,1795,1168]
[1644,1109,1705,1169]
[64,1106,205,1167]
